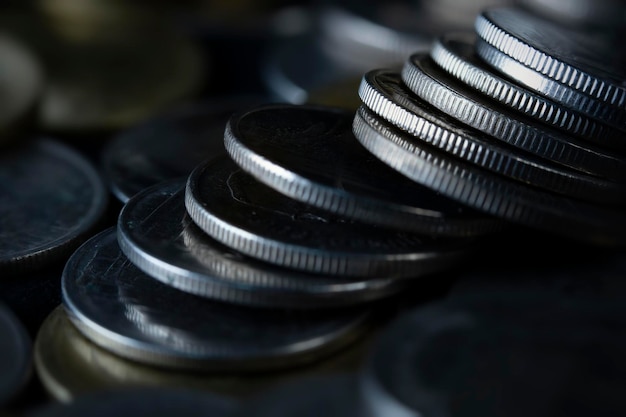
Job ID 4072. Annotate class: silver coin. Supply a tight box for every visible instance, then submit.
[362,69,626,201]
[224,103,502,237]
[402,51,626,158]
[241,373,364,417]
[475,7,626,107]
[352,105,626,246]
[0,302,32,407]
[185,156,477,277]
[26,386,237,417]
[362,294,626,417]
[430,33,626,142]
[516,0,626,27]
[474,38,626,129]
[62,227,370,371]
[101,98,265,203]
[0,138,108,274]
[118,178,409,308]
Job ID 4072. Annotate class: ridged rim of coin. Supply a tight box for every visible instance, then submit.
[352,105,626,246]
[62,227,370,371]
[361,69,626,202]
[430,32,624,142]
[474,38,626,128]
[117,179,408,309]
[0,139,108,274]
[475,7,626,107]
[0,302,32,406]
[403,51,626,156]
[185,156,476,277]
[224,103,503,237]
[27,385,237,417]
[362,293,626,417]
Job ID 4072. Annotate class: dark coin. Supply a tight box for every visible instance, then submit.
[0,302,32,407]
[101,97,264,203]
[0,138,108,274]
[62,227,370,371]
[224,103,503,236]
[185,156,477,277]
[362,294,626,417]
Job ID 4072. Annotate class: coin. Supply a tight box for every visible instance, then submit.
[26,385,238,417]
[352,105,626,246]
[430,32,625,142]
[224,103,503,237]
[0,303,32,407]
[101,97,265,203]
[118,179,411,308]
[35,305,375,402]
[362,293,626,417]
[475,6,626,107]
[516,0,626,27]
[185,156,478,277]
[0,33,43,146]
[361,69,626,197]
[0,138,108,274]
[62,227,370,371]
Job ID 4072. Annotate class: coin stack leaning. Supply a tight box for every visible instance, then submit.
[355,5,626,247]
[36,88,509,400]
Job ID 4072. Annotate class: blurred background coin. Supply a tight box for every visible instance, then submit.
[0,302,32,408]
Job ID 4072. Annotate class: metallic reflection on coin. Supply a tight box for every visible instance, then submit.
[362,294,626,417]
[242,374,364,417]
[34,305,372,402]
[101,98,264,203]
[225,103,502,236]
[0,139,108,274]
[516,0,626,27]
[26,384,237,417]
[352,105,626,246]
[0,33,43,145]
[62,228,370,371]
[475,7,626,107]
[118,179,408,308]
[0,302,32,407]
[186,156,477,277]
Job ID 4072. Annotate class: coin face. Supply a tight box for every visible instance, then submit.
[62,227,370,371]
[0,303,32,407]
[224,103,503,236]
[362,294,626,417]
[101,98,264,203]
[0,139,108,274]
[185,156,477,277]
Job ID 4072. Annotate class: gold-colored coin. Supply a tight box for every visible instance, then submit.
[34,305,377,403]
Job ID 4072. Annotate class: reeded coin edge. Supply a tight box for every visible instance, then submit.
[352,106,626,246]
[475,11,626,106]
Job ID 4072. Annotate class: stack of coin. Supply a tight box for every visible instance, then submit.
[355,4,626,246]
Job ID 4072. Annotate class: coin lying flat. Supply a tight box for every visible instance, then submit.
[516,0,626,27]
[362,294,626,417]
[101,97,264,203]
[352,105,626,246]
[0,139,108,274]
[360,69,626,197]
[63,227,370,371]
[185,156,477,277]
[475,7,626,107]
[430,33,626,144]
[0,33,43,145]
[224,103,502,237]
[0,303,32,407]
[118,179,411,308]
[241,374,364,417]
[26,385,238,417]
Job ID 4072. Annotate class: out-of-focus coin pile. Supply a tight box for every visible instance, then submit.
[1,0,626,415]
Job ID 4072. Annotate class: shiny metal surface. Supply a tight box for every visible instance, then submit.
[224,103,502,237]
[0,303,31,407]
[185,156,476,277]
[62,228,370,371]
[0,139,108,274]
[352,105,626,246]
